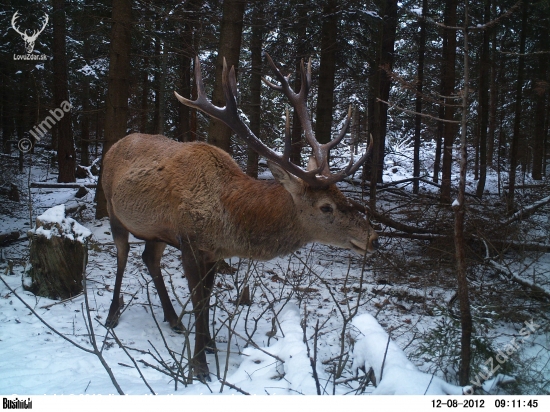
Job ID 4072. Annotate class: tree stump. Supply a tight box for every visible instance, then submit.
[23,204,92,299]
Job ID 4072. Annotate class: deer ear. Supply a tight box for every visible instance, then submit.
[306,156,318,172]
[267,161,303,196]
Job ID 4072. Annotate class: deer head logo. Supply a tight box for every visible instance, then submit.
[11,11,49,54]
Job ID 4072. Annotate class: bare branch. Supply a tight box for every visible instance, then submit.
[377,99,461,124]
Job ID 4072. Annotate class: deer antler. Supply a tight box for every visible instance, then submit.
[262,54,373,183]
[175,54,372,188]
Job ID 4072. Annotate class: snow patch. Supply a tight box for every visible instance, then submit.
[227,304,317,395]
[352,313,467,395]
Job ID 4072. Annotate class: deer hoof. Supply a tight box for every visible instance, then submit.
[105,316,119,329]
[171,322,185,334]
[205,341,217,354]
[194,368,211,382]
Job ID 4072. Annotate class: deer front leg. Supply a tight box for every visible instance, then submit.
[106,215,130,328]
[142,240,184,332]
[180,240,217,381]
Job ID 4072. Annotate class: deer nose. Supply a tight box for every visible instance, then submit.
[371,238,380,250]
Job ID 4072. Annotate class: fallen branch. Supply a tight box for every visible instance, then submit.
[478,237,550,301]
[504,194,550,225]
[30,182,97,189]
[229,329,286,365]
[0,231,20,246]
[0,183,20,201]
[349,199,437,235]
[219,379,250,395]
[487,239,550,253]
[503,184,548,190]
[382,231,446,241]
[40,292,83,309]
[377,98,461,124]
[487,259,550,301]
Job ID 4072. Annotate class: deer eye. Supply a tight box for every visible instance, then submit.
[320,204,333,213]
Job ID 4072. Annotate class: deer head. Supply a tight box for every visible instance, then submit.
[11,11,49,54]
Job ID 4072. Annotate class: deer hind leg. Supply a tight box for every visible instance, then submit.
[106,215,130,328]
[180,240,217,381]
[142,240,183,332]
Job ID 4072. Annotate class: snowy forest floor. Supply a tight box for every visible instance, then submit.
[1,140,549,395]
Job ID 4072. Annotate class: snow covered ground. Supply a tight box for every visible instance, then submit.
[1,142,549,396]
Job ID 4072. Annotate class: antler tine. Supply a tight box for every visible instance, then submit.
[299,57,312,98]
[308,134,374,186]
[343,133,374,176]
[222,57,238,115]
[262,53,297,104]
[282,107,293,160]
[174,56,238,128]
[193,56,206,98]
[326,105,352,151]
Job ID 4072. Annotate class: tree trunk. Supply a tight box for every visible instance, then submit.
[207,0,245,153]
[532,12,548,180]
[369,0,399,206]
[455,4,472,386]
[507,1,529,211]
[140,56,149,133]
[440,0,458,203]
[315,0,339,145]
[374,0,398,185]
[413,0,427,194]
[367,29,381,207]
[16,71,31,172]
[81,77,90,167]
[475,0,491,198]
[1,63,14,154]
[158,43,167,135]
[95,0,132,219]
[152,21,166,136]
[290,5,309,166]
[487,0,498,168]
[378,0,398,184]
[246,2,264,178]
[80,1,93,167]
[53,0,76,183]
[176,0,200,142]
[177,40,191,142]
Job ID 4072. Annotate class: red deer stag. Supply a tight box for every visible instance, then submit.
[102,53,378,380]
